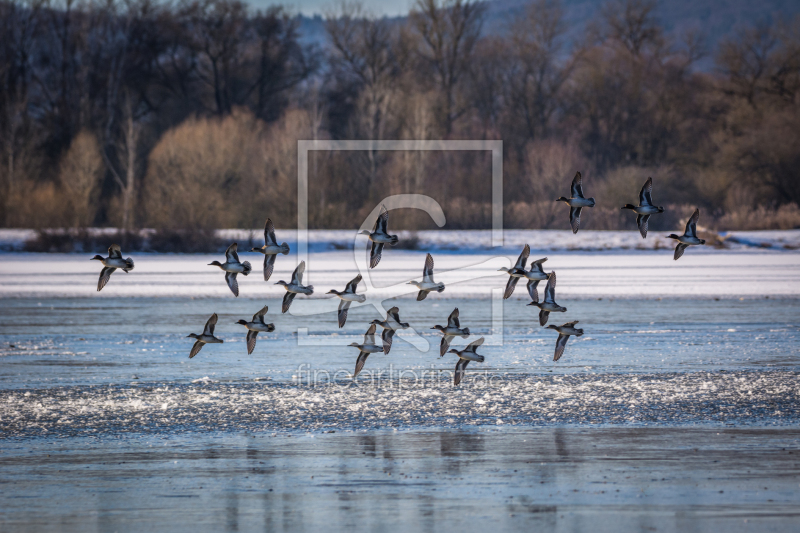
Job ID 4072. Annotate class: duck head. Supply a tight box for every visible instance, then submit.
[208,260,223,267]
[447,348,459,355]
[431,325,445,332]
[348,342,361,348]
[497,267,510,272]
[326,289,340,295]
[274,280,288,287]
[545,325,558,331]
[667,233,680,240]
[369,319,382,326]
[556,196,569,202]
[235,319,248,326]
[621,204,637,210]
[358,230,372,236]
[187,333,199,339]
[91,255,104,261]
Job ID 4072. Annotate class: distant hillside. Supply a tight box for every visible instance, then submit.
[295,0,800,69]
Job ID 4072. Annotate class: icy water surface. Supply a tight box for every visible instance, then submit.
[1,248,799,531]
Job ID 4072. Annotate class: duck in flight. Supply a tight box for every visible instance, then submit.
[557,172,596,233]
[527,272,566,326]
[250,218,290,281]
[91,244,134,292]
[432,307,470,356]
[350,324,385,379]
[187,313,223,358]
[359,204,399,268]
[498,244,529,299]
[275,261,314,313]
[327,274,366,327]
[209,243,252,297]
[546,321,583,361]
[668,208,705,260]
[523,257,549,302]
[448,337,485,386]
[408,253,445,301]
[621,177,664,238]
[235,305,275,354]
[370,306,410,354]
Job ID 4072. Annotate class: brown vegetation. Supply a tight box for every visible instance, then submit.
[0,0,798,236]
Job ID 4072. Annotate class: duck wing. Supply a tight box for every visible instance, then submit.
[376,204,389,233]
[466,336,485,352]
[354,351,369,378]
[686,208,699,239]
[364,323,377,346]
[225,242,240,263]
[454,358,470,386]
[503,275,520,299]
[440,335,453,357]
[422,253,435,283]
[416,289,429,301]
[246,330,259,355]
[369,241,384,269]
[674,243,689,261]
[252,305,269,323]
[530,257,547,273]
[281,291,296,313]
[554,334,569,361]
[291,261,306,285]
[189,340,204,359]
[563,320,579,327]
[203,313,218,336]
[539,309,550,326]
[639,177,654,207]
[108,244,123,259]
[526,279,540,303]
[513,244,530,270]
[381,328,395,355]
[447,308,460,329]
[345,274,362,293]
[569,207,582,234]
[570,171,584,198]
[636,214,650,239]
[544,272,556,303]
[263,254,276,282]
[387,306,402,324]
[337,299,351,328]
[264,218,278,246]
[225,272,239,297]
[97,267,116,292]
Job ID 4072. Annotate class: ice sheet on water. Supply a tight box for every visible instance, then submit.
[2,371,798,438]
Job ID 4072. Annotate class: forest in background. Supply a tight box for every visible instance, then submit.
[1,0,799,244]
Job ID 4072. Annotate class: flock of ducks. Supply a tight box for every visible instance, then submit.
[92,175,706,385]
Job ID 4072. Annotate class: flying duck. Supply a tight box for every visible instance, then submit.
[350,324,385,379]
[275,261,314,313]
[448,337,485,386]
[546,321,584,361]
[187,313,223,358]
[91,244,134,291]
[235,305,275,354]
[621,177,665,238]
[408,253,445,301]
[523,257,549,301]
[209,243,252,297]
[497,244,530,299]
[557,171,596,233]
[370,306,410,354]
[327,274,366,327]
[432,307,470,356]
[359,204,399,268]
[527,271,566,326]
[250,218,290,281]
[668,208,706,260]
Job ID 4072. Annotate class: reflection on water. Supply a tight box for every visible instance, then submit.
[1,428,799,532]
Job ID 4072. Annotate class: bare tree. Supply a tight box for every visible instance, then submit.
[410,0,485,134]
[59,130,103,227]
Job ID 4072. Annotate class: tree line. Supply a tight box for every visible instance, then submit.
[1,0,799,239]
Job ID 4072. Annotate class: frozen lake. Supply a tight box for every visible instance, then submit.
[1,240,799,531]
